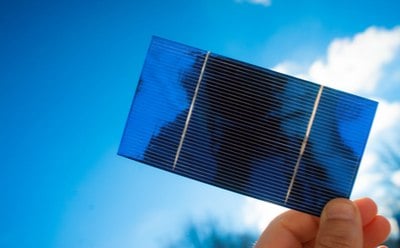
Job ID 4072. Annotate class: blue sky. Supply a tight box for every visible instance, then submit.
[1,0,400,247]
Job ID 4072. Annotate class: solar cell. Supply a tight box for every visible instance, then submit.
[118,36,377,216]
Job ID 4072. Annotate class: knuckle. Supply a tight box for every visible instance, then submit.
[317,235,353,248]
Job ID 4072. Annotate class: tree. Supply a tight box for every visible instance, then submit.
[379,144,400,247]
[166,219,257,248]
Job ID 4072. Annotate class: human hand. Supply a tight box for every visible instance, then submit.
[255,198,391,248]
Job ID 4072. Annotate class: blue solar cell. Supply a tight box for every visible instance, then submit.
[118,36,378,216]
[118,37,207,167]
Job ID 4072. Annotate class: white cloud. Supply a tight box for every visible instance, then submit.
[275,26,400,95]
[243,26,400,234]
[392,171,400,187]
[242,197,287,232]
[368,99,400,143]
[309,26,400,94]
[235,0,271,7]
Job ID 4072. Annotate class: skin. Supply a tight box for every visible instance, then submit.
[255,198,391,248]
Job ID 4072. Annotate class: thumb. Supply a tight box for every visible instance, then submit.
[315,198,363,248]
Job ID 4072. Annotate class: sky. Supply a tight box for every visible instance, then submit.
[1,0,400,247]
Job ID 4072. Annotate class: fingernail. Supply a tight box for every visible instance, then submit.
[325,200,356,221]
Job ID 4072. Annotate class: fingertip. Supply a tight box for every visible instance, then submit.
[354,197,378,226]
[316,198,363,247]
[323,198,358,221]
[363,215,392,248]
[354,197,377,212]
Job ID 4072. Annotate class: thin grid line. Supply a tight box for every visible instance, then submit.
[285,85,324,204]
[173,51,211,170]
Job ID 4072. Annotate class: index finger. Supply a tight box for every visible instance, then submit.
[353,197,378,226]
